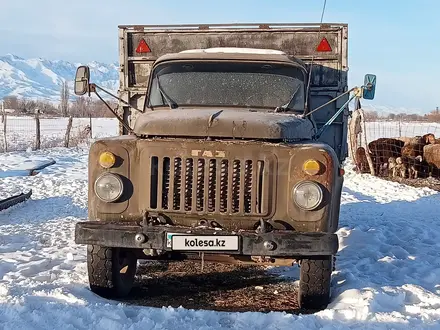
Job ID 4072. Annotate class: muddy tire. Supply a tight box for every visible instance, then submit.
[87,245,137,298]
[298,256,332,310]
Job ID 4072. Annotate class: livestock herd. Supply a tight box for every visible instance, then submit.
[355,133,440,180]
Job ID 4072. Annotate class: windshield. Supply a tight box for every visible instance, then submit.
[147,61,306,110]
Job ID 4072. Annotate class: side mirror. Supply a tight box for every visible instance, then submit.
[362,74,376,100]
[74,65,90,96]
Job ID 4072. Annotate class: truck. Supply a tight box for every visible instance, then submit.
[73,23,376,310]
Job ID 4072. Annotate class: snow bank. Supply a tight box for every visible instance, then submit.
[0,148,440,329]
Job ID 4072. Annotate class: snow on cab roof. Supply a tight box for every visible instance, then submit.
[156,47,306,69]
[179,47,287,55]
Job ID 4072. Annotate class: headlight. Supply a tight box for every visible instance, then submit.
[94,173,123,202]
[293,181,323,211]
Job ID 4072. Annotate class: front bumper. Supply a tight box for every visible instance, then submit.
[74,221,338,257]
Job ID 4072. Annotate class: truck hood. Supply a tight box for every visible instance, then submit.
[133,109,315,140]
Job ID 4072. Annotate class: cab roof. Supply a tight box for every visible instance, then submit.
[154,47,308,71]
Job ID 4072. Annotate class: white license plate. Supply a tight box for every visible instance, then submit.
[166,232,186,248]
[170,235,239,251]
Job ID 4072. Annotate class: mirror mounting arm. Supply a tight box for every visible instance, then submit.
[313,93,358,140]
[90,84,143,113]
[303,87,357,119]
[91,85,133,134]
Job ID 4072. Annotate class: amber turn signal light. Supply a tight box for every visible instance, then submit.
[302,159,321,175]
[99,151,116,169]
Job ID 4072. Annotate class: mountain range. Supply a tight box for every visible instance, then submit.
[0,54,426,115]
[0,54,118,103]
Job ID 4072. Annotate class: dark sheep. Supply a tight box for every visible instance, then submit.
[355,147,370,173]
[401,135,430,162]
[368,138,405,176]
[422,133,436,145]
[421,133,440,145]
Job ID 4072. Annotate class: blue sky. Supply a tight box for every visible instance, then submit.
[0,0,439,113]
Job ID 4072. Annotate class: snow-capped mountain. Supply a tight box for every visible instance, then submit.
[0,54,429,115]
[0,54,118,102]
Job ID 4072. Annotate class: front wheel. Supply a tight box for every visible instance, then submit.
[298,256,333,310]
[87,245,137,298]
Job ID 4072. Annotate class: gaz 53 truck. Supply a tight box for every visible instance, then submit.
[73,23,376,310]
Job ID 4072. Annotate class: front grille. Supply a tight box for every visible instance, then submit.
[148,156,269,215]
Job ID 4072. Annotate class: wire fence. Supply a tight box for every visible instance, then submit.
[3,108,440,190]
[349,109,440,190]
[0,113,119,153]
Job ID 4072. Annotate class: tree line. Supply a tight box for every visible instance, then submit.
[2,79,439,122]
[363,108,440,122]
[2,81,117,118]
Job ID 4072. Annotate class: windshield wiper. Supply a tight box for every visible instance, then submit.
[274,84,302,113]
[155,75,178,109]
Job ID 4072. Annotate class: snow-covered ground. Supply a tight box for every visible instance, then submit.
[0,146,440,329]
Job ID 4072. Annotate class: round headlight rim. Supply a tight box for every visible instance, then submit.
[292,180,324,211]
[94,172,124,203]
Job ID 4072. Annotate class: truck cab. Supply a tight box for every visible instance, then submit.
[73,23,376,310]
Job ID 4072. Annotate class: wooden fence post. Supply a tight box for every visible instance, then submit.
[1,103,6,152]
[64,116,73,148]
[35,110,41,150]
[359,109,376,176]
[348,109,361,163]
[89,114,93,139]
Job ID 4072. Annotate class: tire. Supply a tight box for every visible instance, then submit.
[298,255,333,310]
[87,245,137,298]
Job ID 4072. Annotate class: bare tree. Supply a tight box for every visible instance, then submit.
[387,113,396,120]
[89,99,118,118]
[36,100,57,115]
[427,108,440,122]
[363,110,379,122]
[70,96,92,117]
[18,98,38,114]
[60,80,70,117]
[68,96,117,118]
[3,96,19,110]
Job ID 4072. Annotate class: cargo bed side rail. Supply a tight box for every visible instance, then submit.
[118,22,347,31]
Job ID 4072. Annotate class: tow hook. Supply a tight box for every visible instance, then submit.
[256,219,273,234]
